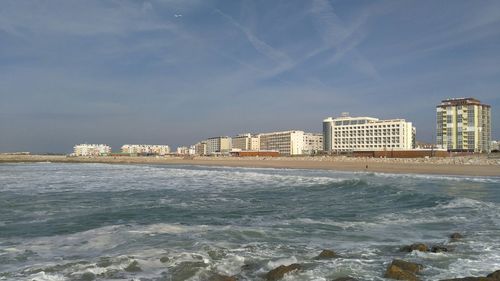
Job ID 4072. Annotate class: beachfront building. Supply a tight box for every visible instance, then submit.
[491,140,499,152]
[259,130,305,156]
[73,144,111,156]
[436,98,491,153]
[176,146,189,155]
[206,136,232,155]
[194,141,207,155]
[121,144,170,155]
[303,133,323,155]
[232,133,260,151]
[323,115,416,153]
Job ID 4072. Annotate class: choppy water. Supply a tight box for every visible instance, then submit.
[0,163,499,281]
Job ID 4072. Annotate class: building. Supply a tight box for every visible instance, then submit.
[73,144,111,156]
[121,144,170,155]
[303,133,323,155]
[491,140,499,152]
[323,115,415,153]
[436,98,491,152]
[259,130,305,156]
[194,141,207,155]
[231,133,260,151]
[176,146,190,155]
[206,136,232,155]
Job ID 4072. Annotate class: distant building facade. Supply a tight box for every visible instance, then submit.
[302,133,323,155]
[121,144,170,155]
[206,136,232,154]
[436,98,491,152]
[194,141,207,155]
[323,116,415,153]
[491,140,499,152]
[73,144,111,156]
[259,130,305,156]
[232,133,260,151]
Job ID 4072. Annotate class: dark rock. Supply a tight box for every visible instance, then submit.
[384,260,421,281]
[315,249,337,259]
[160,256,170,263]
[390,260,423,273]
[400,243,429,252]
[265,263,301,281]
[332,277,358,281]
[431,245,449,253]
[487,270,500,279]
[450,233,464,240]
[170,261,208,281]
[209,273,237,281]
[124,260,142,272]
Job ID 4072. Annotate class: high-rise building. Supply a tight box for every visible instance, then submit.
[323,115,415,153]
[436,98,491,152]
[206,136,232,154]
[232,133,260,151]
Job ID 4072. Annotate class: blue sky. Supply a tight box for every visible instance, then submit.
[0,0,499,153]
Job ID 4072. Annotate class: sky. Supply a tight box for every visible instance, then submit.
[0,0,499,153]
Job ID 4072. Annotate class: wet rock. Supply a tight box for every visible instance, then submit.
[384,259,421,281]
[400,243,429,252]
[450,233,464,240]
[315,249,337,259]
[170,261,208,281]
[124,260,142,272]
[431,245,449,253]
[332,277,358,281]
[487,270,500,279]
[265,263,301,281]
[160,256,170,263]
[209,273,237,281]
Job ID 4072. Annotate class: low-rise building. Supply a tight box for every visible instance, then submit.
[491,140,499,152]
[323,115,415,153]
[73,144,111,156]
[121,144,170,155]
[303,133,323,155]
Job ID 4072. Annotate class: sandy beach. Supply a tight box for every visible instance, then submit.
[1,154,499,177]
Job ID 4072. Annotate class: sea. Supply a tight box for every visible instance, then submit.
[0,163,499,281]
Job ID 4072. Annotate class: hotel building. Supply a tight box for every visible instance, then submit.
[206,136,232,154]
[121,144,170,155]
[303,133,323,155]
[232,133,260,151]
[194,141,207,155]
[259,130,304,156]
[73,144,111,156]
[323,116,415,153]
[436,98,491,152]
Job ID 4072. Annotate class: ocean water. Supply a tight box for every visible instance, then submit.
[0,163,499,281]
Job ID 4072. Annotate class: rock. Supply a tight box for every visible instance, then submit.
[209,273,237,281]
[384,260,421,281]
[265,263,301,281]
[390,260,423,273]
[315,249,337,259]
[160,256,170,263]
[450,233,464,240]
[332,277,358,281]
[170,261,208,281]
[400,243,429,252]
[431,245,449,253]
[124,260,142,272]
[487,270,500,279]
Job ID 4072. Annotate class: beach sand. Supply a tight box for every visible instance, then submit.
[1,154,499,177]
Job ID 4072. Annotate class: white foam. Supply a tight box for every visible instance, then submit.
[267,256,298,269]
[27,272,65,281]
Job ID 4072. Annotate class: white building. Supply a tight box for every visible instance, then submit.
[259,130,305,156]
[491,140,499,152]
[73,144,111,156]
[303,133,323,155]
[232,133,260,151]
[176,146,190,155]
[194,141,207,155]
[323,116,416,152]
[121,144,170,155]
[206,136,232,155]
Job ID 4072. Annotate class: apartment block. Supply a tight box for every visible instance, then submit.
[206,136,232,154]
[323,116,415,152]
[121,144,170,155]
[232,133,260,151]
[73,144,111,156]
[259,130,305,156]
[436,98,491,152]
[303,133,323,155]
[194,141,207,155]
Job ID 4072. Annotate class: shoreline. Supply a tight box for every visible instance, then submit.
[1,155,499,177]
